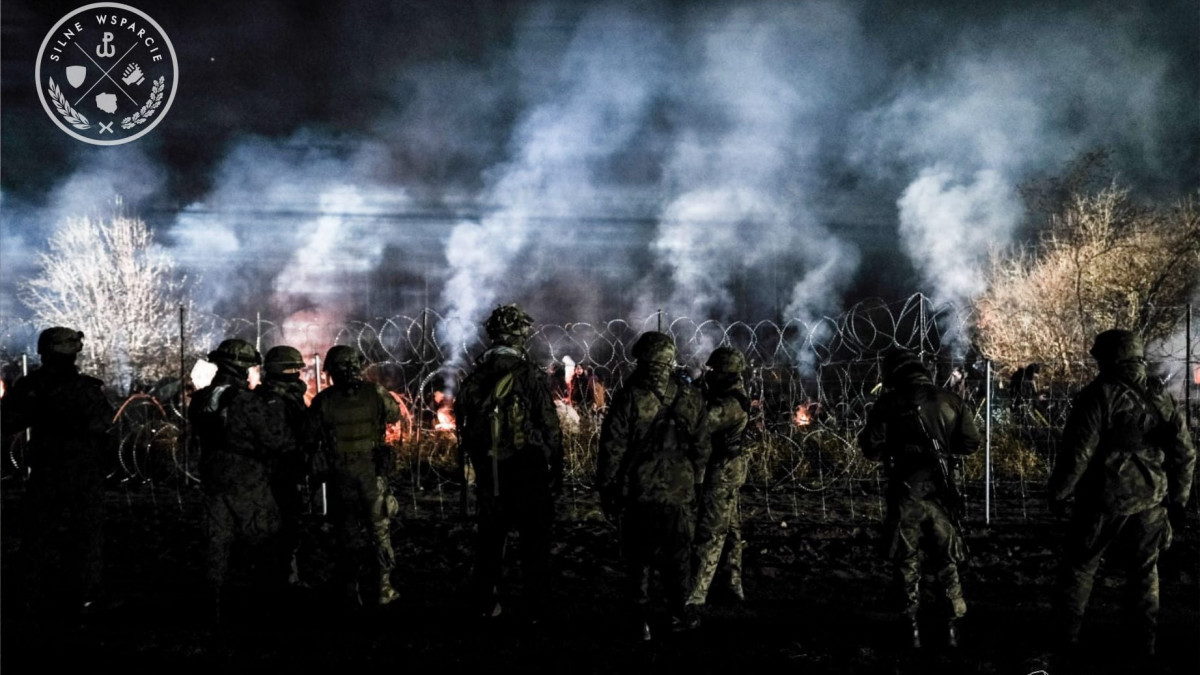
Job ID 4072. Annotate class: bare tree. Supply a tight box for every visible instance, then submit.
[975,185,1200,380]
[21,213,193,393]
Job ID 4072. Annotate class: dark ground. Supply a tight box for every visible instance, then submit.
[2,478,1197,674]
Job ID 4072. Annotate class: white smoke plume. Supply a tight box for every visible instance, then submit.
[438,4,669,354]
[2,0,1194,369]
[896,168,1020,303]
[169,132,407,323]
[642,1,868,326]
[851,10,1182,307]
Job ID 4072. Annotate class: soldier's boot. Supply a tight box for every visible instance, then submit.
[378,570,400,607]
[1057,613,1082,651]
[946,619,960,649]
[727,539,746,602]
[634,601,653,642]
[206,594,222,627]
[341,578,363,611]
[907,616,922,649]
[670,604,701,632]
[286,551,312,589]
[725,570,746,602]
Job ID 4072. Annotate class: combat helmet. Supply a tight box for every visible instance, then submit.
[207,339,262,370]
[37,327,84,356]
[485,304,534,341]
[881,349,928,387]
[631,331,676,365]
[1089,329,1144,364]
[706,347,747,373]
[264,346,306,375]
[323,345,363,375]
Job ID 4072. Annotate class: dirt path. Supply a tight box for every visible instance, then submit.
[2,481,1196,673]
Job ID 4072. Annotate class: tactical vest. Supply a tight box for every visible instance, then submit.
[628,377,699,504]
[315,382,386,455]
[1094,380,1171,514]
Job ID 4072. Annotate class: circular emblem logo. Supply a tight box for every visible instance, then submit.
[35,3,178,145]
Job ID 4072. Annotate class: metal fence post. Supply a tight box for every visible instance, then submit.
[21,353,30,445]
[985,359,992,525]
[1187,304,1192,434]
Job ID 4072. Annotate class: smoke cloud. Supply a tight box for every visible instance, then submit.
[641,1,868,327]
[1,0,1194,363]
[437,4,669,350]
[849,7,1188,306]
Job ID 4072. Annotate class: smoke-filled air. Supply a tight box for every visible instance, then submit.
[2,0,1196,340]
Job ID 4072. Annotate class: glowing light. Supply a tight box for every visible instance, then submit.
[385,391,414,444]
[433,391,455,432]
[190,359,218,390]
[555,398,581,434]
[794,402,814,427]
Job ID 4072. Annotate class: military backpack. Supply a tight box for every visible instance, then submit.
[628,376,698,504]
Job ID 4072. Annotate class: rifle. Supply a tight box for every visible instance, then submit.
[912,404,968,540]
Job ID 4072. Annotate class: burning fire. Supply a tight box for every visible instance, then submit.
[385,391,414,444]
[433,391,455,432]
[557,355,578,408]
[794,401,816,427]
[0,378,5,399]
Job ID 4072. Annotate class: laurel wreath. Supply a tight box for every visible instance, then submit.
[47,77,91,130]
[121,76,165,129]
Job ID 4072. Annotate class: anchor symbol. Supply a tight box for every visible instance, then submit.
[96,32,115,58]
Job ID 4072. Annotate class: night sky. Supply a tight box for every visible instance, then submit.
[2,0,1197,333]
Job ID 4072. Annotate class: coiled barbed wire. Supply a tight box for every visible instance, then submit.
[3,294,1197,520]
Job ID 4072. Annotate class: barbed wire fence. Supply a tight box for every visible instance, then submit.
[3,293,1197,525]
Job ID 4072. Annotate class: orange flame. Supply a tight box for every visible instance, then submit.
[563,356,577,386]
[0,378,6,399]
[385,391,415,444]
[433,391,455,432]
[794,402,814,427]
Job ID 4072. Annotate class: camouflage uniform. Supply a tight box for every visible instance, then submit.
[598,332,711,637]
[258,346,315,586]
[1050,330,1196,655]
[859,350,980,648]
[189,339,287,614]
[688,347,750,607]
[2,328,113,616]
[310,345,402,607]
[454,305,563,619]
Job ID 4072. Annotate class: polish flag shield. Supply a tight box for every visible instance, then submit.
[66,65,87,88]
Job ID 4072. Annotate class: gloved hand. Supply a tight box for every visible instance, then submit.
[1049,498,1071,519]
